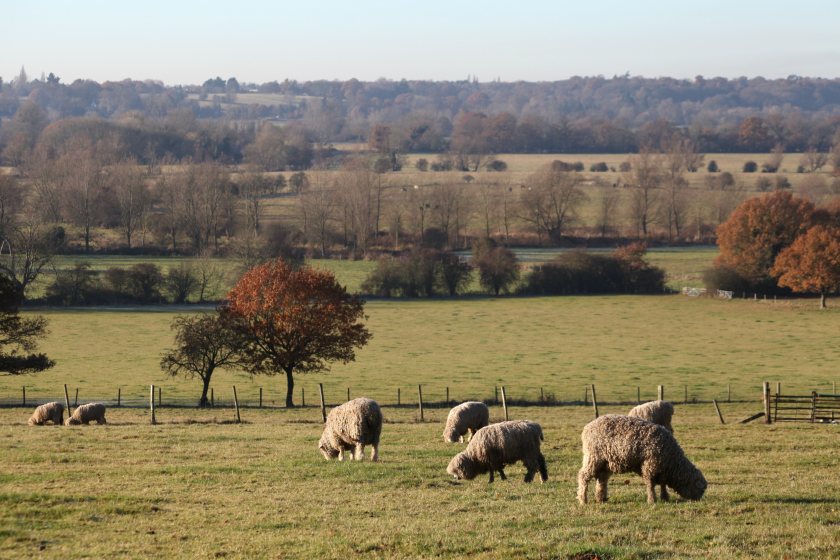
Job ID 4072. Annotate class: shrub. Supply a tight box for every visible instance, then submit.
[619,161,632,172]
[415,158,429,172]
[589,162,609,172]
[755,176,772,192]
[707,160,719,173]
[552,160,584,172]
[475,245,519,296]
[45,263,100,306]
[126,264,165,303]
[743,161,758,173]
[761,162,778,173]
[775,176,791,190]
[485,159,507,172]
[165,264,199,304]
[361,249,471,298]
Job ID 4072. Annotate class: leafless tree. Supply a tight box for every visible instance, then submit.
[299,172,337,257]
[596,183,622,237]
[625,150,663,237]
[800,148,829,172]
[110,159,151,249]
[518,165,586,243]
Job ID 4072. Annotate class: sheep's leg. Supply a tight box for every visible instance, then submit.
[659,484,669,502]
[370,444,379,462]
[576,468,592,504]
[459,434,464,443]
[594,473,610,502]
[498,468,507,481]
[538,453,548,483]
[488,470,495,483]
[523,455,539,483]
[337,448,345,462]
[644,478,657,504]
[354,444,365,461]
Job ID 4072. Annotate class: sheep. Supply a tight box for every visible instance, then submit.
[628,400,674,433]
[576,415,706,505]
[443,401,490,443]
[64,403,107,426]
[318,397,382,462]
[447,420,548,483]
[27,402,65,426]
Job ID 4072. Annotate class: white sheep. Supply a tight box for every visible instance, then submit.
[443,401,490,443]
[577,415,706,504]
[628,400,674,433]
[28,402,65,426]
[447,420,547,483]
[318,397,382,461]
[64,403,107,425]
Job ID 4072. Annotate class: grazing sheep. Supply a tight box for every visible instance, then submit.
[318,397,382,462]
[447,420,548,483]
[27,402,65,426]
[443,401,490,443]
[64,403,107,426]
[628,400,674,433]
[577,415,706,505]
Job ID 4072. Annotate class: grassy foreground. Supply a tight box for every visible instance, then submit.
[1,405,837,559]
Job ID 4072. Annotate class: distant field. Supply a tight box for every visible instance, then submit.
[1,404,837,558]
[5,294,837,408]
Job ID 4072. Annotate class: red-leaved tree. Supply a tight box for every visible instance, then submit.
[771,225,840,309]
[223,260,372,407]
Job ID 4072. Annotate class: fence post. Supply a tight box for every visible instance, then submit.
[74,388,79,407]
[301,387,305,407]
[636,386,640,405]
[418,385,424,422]
[727,384,731,403]
[233,386,241,423]
[211,388,214,408]
[150,384,156,425]
[540,387,544,402]
[776,382,781,396]
[762,382,771,424]
[445,386,449,405]
[117,387,121,407]
[590,384,599,419]
[657,385,664,401]
[684,385,688,404]
[494,386,498,404]
[22,386,25,407]
[500,386,509,421]
[834,381,837,395]
[712,400,725,424]
[397,387,401,406]
[318,383,326,423]
[583,385,589,405]
[63,384,71,417]
[259,387,263,408]
[347,387,350,402]
[158,387,162,407]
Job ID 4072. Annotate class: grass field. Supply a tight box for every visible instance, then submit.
[5,294,838,409]
[1,404,838,559]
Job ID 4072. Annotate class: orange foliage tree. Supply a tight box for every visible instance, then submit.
[771,226,840,309]
[223,260,372,407]
[715,191,815,287]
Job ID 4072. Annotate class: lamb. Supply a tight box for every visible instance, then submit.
[27,402,65,426]
[318,397,382,461]
[576,415,706,505]
[443,401,490,443]
[628,400,674,433]
[64,403,107,425]
[447,420,548,483]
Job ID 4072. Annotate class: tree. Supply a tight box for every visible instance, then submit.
[473,241,519,295]
[110,159,151,248]
[625,151,663,237]
[0,273,54,375]
[165,263,199,304]
[223,260,372,407]
[716,191,815,286]
[519,165,586,244]
[161,314,242,406]
[438,251,472,296]
[772,226,840,309]
[800,148,829,173]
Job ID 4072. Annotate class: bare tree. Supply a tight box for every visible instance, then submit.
[299,172,337,257]
[110,159,151,249]
[625,150,663,237]
[61,141,108,252]
[237,172,272,238]
[662,140,696,241]
[800,147,829,172]
[0,219,56,297]
[597,184,622,237]
[518,165,586,243]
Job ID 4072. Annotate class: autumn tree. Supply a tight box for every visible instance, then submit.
[0,273,54,375]
[715,191,815,286]
[161,314,242,406]
[223,260,372,407]
[771,226,840,309]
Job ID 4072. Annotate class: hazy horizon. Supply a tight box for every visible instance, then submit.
[4,0,840,86]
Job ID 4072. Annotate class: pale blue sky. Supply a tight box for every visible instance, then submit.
[3,0,839,85]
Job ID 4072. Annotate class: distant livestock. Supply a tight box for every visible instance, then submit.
[319,397,382,461]
[447,420,547,483]
[64,403,107,425]
[443,401,490,443]
[28,402,65,426]
[628,400,674,433]
[577,415,706,504]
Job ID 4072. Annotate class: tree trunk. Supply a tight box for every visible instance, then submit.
[199,376,212,407]
[285,368,295,408]
[820,293,826,309]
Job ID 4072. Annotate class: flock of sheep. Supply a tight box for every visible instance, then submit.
[318,397,707,504]
[27,395,706,504]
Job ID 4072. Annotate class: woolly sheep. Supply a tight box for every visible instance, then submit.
[443,401,490,443]
[318,397,382,462]
[64,403,107,426]
[28,402,64,426]
[628,400,674,433]
[447,420,548,483]
[576,415,706,505]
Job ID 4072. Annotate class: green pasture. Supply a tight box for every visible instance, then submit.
[1,404,837,558]
[5,294,838,409]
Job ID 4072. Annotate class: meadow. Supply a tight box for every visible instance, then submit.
[1,404,838,559]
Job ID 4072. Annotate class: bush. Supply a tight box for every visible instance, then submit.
[702,265,751,293]
[755,176,772,192]
[589,162,609,172]
[415,158,429,172]
[743,161,758,173]
[165,264,199,304]
[484,159,507,172]
[361,249,472,298]
[761,162,778,173]
[619,161,632,172]
[707,160,719,173]
[474,244,519,296]
[775,175,791,189]
[45,263,100,305]
[552,160,584,172]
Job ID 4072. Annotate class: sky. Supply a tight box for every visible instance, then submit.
[3,0,839,85]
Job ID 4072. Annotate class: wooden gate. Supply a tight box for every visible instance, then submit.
[774,392,840,422]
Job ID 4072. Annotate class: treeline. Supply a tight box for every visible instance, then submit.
[4,73,840,164]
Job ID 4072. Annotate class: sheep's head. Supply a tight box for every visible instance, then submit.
[442,425,460,443]
[676,468,707,501]
[318,432,339,460]
[447,453,479,480]
[64,417,81,426]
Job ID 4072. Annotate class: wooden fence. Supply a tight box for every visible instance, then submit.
[773,392,840,423]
